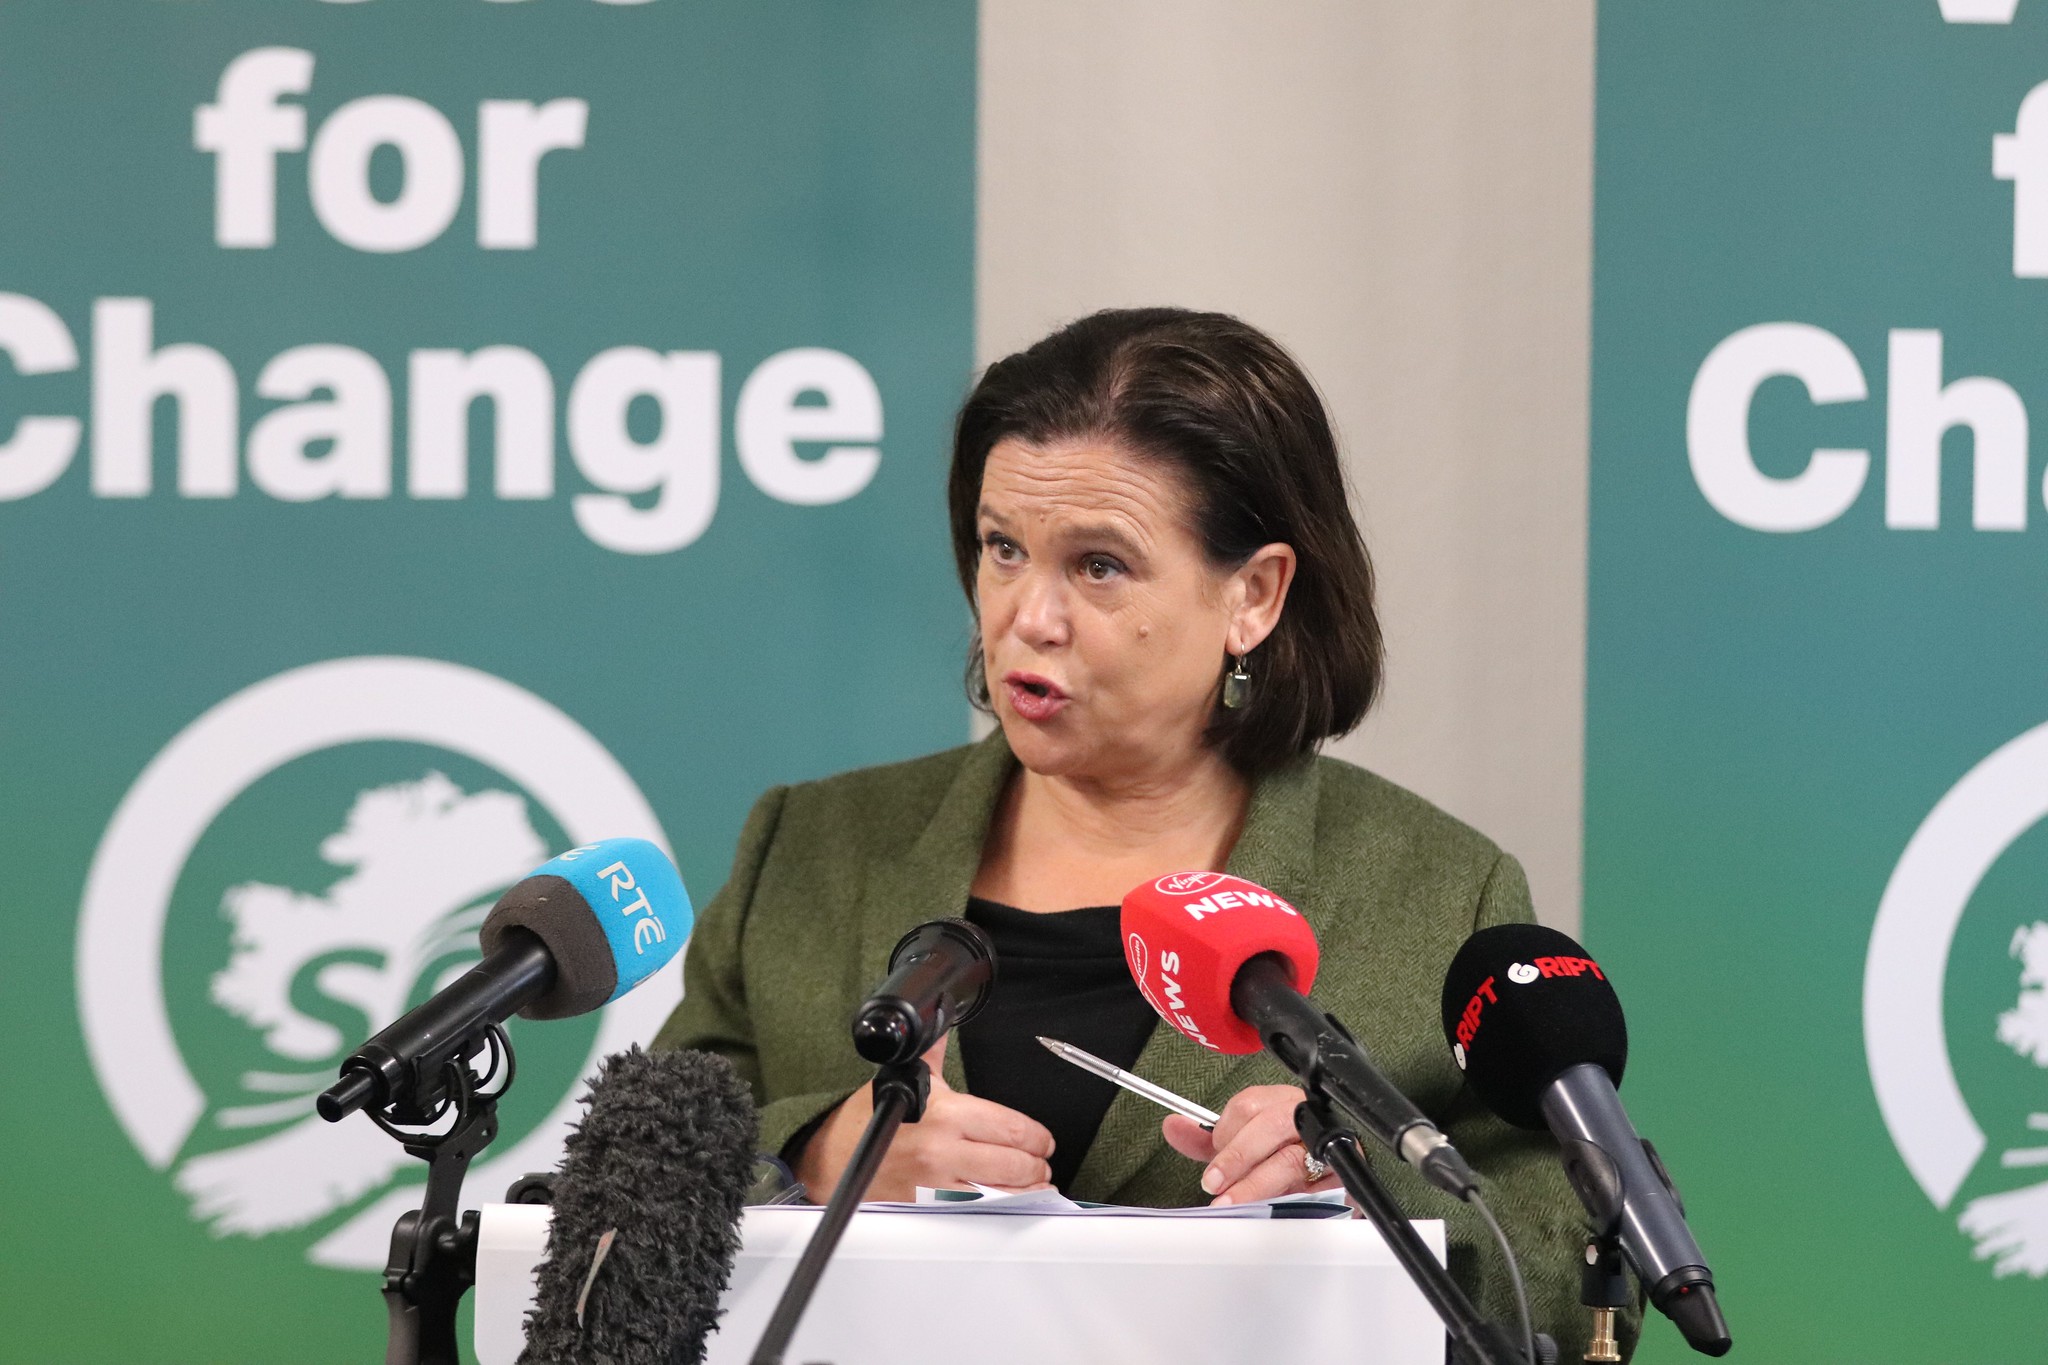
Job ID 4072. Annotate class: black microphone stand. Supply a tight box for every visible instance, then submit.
[749,1056,930,1365]
[1295,1098,1528,1365]
[362,1025,515,1365]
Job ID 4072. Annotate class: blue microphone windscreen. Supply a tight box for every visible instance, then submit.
[481,838,690,1020]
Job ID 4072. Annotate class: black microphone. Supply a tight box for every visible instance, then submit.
[746,919,996,1365]
[849,918,996,1064]
[517,1046,758,1365]
[318,838,688,1122]
[1442,923,1732,1357]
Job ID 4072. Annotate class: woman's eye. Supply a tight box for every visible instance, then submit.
[983,533,1021,564]
[1081,555,1123,582]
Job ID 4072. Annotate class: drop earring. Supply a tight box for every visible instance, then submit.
[1222,654,1252,709]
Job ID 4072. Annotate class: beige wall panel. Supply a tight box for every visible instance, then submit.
[978,0,1595,929]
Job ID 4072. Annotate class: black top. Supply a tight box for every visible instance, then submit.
[958,897,1159,1193]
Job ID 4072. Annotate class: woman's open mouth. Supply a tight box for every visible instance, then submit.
[1002,671,1070,722]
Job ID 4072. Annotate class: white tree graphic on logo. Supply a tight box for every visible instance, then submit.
[173,772,544,1236]
[1958,923,2048,1276]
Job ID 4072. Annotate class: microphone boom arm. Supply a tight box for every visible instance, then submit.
[753,916,994,1364]
[749,1057,931,1365]
[1295,1098,1528,1365]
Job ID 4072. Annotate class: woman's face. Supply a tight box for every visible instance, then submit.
[975,435,1291,786]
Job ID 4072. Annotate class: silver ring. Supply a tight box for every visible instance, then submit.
[1302,1148,1330,1183]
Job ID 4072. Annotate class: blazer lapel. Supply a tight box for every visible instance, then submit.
[1069,757,1324,1204]
[853,730,1016,1094]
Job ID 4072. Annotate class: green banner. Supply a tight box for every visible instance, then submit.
[0,3,972,1360]
[1592,2,2048,1358]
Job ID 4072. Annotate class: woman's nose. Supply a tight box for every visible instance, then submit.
[1008,569,1070,649]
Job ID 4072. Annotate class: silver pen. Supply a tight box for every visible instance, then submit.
[1036,1035,1220,1130]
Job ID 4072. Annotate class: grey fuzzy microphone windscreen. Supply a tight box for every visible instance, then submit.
[518,1046,759,1365]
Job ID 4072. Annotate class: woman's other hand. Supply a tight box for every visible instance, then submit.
[1162,1083,1345,1206]
[792,1035,1057,1203]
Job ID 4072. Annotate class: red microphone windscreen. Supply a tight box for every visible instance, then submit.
[1121,872,1320,1055]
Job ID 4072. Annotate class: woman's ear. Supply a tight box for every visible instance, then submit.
[1228,543,1297,655]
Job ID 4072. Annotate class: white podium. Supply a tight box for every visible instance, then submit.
[474,1204,1447,1365]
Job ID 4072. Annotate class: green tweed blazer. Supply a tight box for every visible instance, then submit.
[653,731,1638,1361]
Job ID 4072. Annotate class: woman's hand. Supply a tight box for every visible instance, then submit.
[1162,1083,1346,1206]
[791,1036,1057,1203]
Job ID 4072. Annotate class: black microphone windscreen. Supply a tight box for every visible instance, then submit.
[518,1046,758,1365]
[1440,923,1628,1130]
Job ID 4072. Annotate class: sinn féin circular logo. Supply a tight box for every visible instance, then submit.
[1866,719,2048,1279]
[76,657,680,1270]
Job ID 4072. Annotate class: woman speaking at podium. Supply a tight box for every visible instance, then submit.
[655,307,1624,1358]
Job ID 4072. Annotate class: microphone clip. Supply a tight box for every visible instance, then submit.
[870,1054,933,1126]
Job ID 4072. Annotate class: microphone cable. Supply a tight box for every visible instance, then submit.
[1466,1186,1536,1365]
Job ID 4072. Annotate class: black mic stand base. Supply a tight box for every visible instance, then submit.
[1295,1098,1529,1365]
[749,1057,930,1365]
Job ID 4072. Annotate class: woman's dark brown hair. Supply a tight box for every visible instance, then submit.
[948,307,1382,777]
